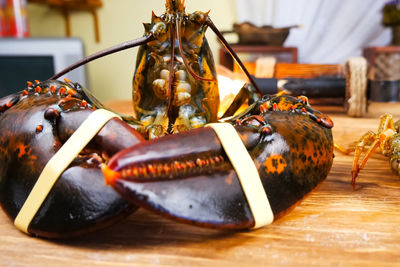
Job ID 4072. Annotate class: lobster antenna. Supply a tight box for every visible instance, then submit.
[50,34,155,80]
[206,18,261,95]
[167,20,178,129]
[176,16,216,82]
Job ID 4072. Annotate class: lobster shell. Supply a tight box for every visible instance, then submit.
[0,80,144,238]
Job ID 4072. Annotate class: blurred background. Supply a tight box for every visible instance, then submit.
[0,0,395,103]
[25,0,239,101]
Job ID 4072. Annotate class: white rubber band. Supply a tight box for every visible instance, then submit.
[14,109,120,234]
[206,123,274,229]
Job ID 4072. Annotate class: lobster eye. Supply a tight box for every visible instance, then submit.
[151,22,167,37]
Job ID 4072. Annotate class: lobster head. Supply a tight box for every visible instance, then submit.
[166,0,185,13]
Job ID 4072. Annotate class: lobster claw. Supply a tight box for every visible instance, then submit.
[104,126,258,229]
[0,80,144,238]
[103,96,334,229]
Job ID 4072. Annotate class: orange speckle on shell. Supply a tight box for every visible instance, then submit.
[16,143,30,159]
[80,100,88,107]
[225,177,233,185]
[264,155,287,174]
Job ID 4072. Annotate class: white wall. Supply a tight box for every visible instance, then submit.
[235,0,391,63]
[27,0,238,101]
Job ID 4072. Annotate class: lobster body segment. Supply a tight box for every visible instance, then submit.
[132,0,219,138]
[104,95,334,228]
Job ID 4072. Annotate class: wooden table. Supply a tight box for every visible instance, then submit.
[1,102,400,266]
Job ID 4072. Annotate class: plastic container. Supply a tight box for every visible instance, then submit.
[4,0,29,37]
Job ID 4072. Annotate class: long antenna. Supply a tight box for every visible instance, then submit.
[206,18,261,95]
[167,18,178,133]
[50,34,155,80]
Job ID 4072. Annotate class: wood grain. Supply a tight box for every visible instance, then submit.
[1,102,400,266]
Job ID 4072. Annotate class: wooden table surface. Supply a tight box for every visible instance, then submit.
[1,102,400,266]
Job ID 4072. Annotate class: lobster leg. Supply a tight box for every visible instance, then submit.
[351,131,379,188]
[351,114,396,188]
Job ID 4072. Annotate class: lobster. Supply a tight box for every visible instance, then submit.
[341,114,400,189]
[0,0,334,238]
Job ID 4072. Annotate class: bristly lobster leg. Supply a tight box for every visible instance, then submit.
[350,114,397,189]
[103,95,334,229]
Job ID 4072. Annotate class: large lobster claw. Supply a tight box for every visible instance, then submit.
[0,80,144,238]
[103,95,334,229]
